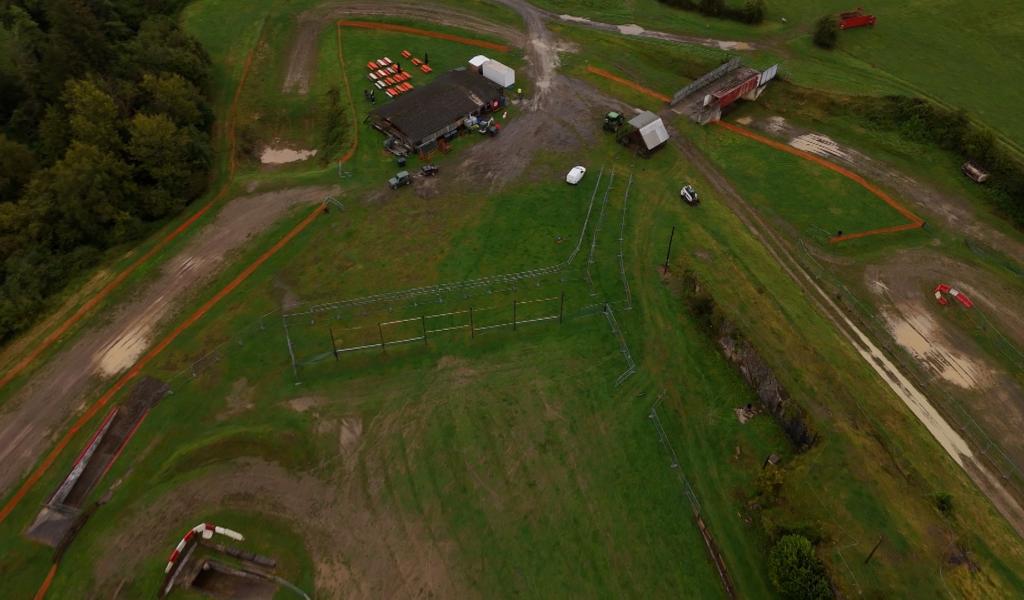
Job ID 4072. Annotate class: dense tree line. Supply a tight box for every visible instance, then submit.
[0,0,213,341]
[657,0,767,25]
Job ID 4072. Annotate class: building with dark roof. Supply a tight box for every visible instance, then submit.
[368,68,505,154]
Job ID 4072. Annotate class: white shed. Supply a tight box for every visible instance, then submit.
[468,55,490,71]
[482,59,515,88]
[628,111,670,151]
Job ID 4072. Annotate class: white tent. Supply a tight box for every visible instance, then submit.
[482,59,515,88]
[628,111,669,150]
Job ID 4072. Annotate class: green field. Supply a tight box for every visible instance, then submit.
[532,0,1024,148]
[2,1,1024,599]
[686,120,912,242]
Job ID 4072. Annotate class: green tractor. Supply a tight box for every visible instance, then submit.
[603,111,624,133]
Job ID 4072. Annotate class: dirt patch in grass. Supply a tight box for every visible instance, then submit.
[865,247,1024,467]
[218,379,256,421]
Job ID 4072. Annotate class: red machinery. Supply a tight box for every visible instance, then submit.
[839,8,876,30]
[934,283,973,308]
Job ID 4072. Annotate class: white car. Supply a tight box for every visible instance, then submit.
[566,166,587,185]
[680,184,699,205]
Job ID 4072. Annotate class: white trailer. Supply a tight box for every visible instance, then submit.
[482,59,515,88]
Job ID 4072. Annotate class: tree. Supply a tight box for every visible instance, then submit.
[127,113,193,218]
[23,142,136,251]
[813,15,838,49]
[0,135,36,201]
[122,16,211,87]
[139,72,204,126]
[768,535,833,599]
[699,0,725,17]
[744,0,767,24]
[65,79,121,152]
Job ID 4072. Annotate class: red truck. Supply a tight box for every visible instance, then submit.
[839,8,876,29]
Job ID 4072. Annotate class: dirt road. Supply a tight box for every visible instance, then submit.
[0,186,336,497]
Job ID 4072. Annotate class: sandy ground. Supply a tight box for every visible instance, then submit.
[0,185,336,497]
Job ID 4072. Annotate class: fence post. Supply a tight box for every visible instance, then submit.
[421,315,428,344]
[470,307,475,338]
[329,326,338,361]
[513,299,517,331]
[378,322,386,354]
[559,292,565,324]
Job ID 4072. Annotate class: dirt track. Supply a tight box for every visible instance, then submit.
[0,186,336,497]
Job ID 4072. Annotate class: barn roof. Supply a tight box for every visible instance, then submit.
[371,69,502,144]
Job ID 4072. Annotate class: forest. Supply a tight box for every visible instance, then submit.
[0,0,212,341]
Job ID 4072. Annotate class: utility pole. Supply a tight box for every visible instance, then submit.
[662,226,676,273]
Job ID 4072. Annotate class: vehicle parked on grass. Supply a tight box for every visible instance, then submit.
[603,111,624,132]
[421,164,439,177]
[566,166,587,185]
[680,184,699,205]
[388,171,412,190]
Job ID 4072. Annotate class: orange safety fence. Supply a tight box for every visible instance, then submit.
[33,564,57,600]
[714,120,924,243]
[337,20,510,52]
[585,66,671,103]
[0,36,260,393]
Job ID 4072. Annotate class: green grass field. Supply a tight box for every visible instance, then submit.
[685,119,912,243]
[533,0,1024,148]
[2,2,1024,599]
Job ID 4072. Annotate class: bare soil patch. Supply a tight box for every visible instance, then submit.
[0,185,336,497]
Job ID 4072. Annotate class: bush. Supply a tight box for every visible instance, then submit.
[743,0,767,24]
[935,493,955,516]
[813,15,838,49]
[768,535,834,599]
[657,0,767,25]
[699,0,724,17]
